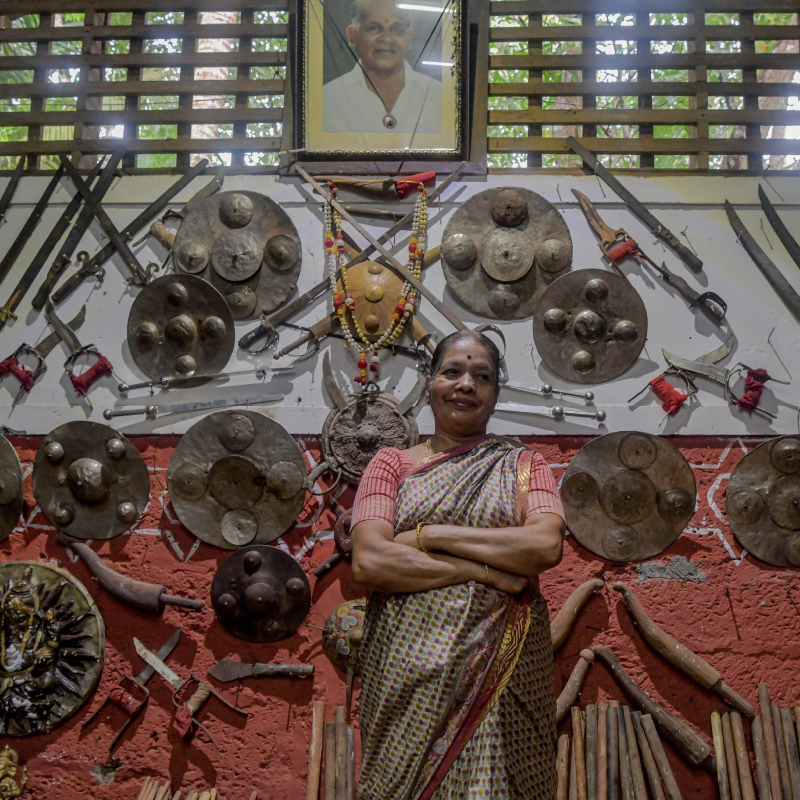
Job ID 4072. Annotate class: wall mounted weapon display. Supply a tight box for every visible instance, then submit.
[168,190,301,320]
[440,186,572,320]
[532,269,647,384]
[127,274,235,386]
[320,353,422,484]
[0,434,22,543]
[726,435,800,567]
[32,421,150,539]
[167,410,307,549]
[210,545,311,642]
[572,190,727,326]
[561,432,696,561]
[0,561,105,736]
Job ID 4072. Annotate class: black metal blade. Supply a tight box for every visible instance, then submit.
[0,157,25,223]
[758,184,800,271]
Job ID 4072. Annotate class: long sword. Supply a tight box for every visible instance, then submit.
[758,184,800,271]
[103,391,285,420]
[495,402,606,422]
[567,136,703,274]
[0,157,25,226]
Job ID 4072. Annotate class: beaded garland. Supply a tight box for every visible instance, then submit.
[325,181,427,385]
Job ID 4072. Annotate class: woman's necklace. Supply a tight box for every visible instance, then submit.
[325,181,427,385]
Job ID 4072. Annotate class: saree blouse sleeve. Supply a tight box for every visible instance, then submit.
[351,447,410,527]
[525,450,565,522]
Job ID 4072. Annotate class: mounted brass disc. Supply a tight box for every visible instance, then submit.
[167,410,307,549]
[172,190,302,320]
[532,268,647,384]
[561,431,696,561]
[337,260,405,338]
[0,435,23,543]
[211,545,311,641]
[726,435,800,567]
[33,422,149,540]
[0,561,104,735]
[440,186,572,320]
[127,273,235,384]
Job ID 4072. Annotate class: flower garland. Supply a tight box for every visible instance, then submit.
[325,181,427,385]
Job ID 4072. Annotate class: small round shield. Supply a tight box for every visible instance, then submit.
[0,435,22,544]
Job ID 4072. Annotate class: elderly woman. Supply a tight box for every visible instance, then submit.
[351,330,565,800]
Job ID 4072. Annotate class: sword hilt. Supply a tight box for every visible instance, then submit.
[172,675,247,748]
[51,251,105,306]
[66,347,113,395]
[0,355,36,393]
[150,219,175,251]
[238,316,279,354]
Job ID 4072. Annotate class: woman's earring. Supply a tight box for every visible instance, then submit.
[425,393,431,404]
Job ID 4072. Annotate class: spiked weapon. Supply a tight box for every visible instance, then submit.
[0,166,64,290]
[0,161,103,331]
[44,301,113,396]
[567,137,704,274]
[0,306,85,405]
[133,636,248,750]
[573,189,726,324]
[81,628,182,752]
[758,185,800,271]
[51,159,211,304]
[102,391,285,420]
[0,157,25,227]
[31,147,125,310]
[725,200,800,324]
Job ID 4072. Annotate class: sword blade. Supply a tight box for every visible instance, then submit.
[44,301,83,354]
[158,392,285,415]
[661,350,729,384]
[758,184,800,271]
[0,157,25,223]
[693,333,735,365]
[134,637,183,690]
[34,306,86,359]
[134,627,182,685]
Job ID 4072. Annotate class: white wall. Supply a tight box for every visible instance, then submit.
[0,169,798,437]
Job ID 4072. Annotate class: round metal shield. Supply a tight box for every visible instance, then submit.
[0,561,104,735]
[172,190,302,320]
[0,435,23,544]
[322,392,418,484]
[32,422,149,540]
[337,260,405,340]
[726,435,800,567]
[127,273,235,384]
[168,410,307,549]
[562,431,696,561]
[211,545,311,641]
[532,269,647,384]
[440,187,572,320]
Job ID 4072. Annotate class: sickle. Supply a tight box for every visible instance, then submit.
[322,352,348,411]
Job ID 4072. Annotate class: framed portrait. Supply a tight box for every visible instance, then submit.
[294,0,469,160]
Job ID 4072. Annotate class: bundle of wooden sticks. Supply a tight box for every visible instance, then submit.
[305,701,356,800]
[136,778,258,800]
[559,702,685,800]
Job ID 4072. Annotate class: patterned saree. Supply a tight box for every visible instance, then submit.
[357,437,557,800]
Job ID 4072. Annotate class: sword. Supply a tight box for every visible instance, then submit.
[758,185,800,271]
[44,301,114,396]
[0,307,86,405]
[567,137,704,274]
[133,636,248,750]
[494,401,606,423]
[103,391,285,420]
[726,199,800,325]
[0,157,25,227]
[117,365,294,394]
[208,659,314,683]
[82,627,182,752]
[573,190,726,324]
[51,159,213,305]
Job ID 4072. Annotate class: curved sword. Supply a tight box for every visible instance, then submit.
[758,184,800,270]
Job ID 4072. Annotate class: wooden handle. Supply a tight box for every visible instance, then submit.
[771,705,792,800]
[781,707,800,800]
[640,714,683,800]
[585,705,598,800]
[607,706,620,800]
[730,712,757,800]
[760,684,784,800]
[551,579,604,652]
[712,712,732,800]
[622,707,648,800]
[722,713,743,800]
[572,707,588,800]
[753,717,773,800]
[598,704,609,800]
[557,650,595,724]
[334,707,347,800]
[557,733,570,800]
[186,682,211,716]
[618,708,636,800]
[306,701,325,800]
[631,712,666,800]
[324,721,336,800]
[150,219,175,250]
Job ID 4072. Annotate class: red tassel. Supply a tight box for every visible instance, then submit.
[649,374,688,415]
[70,354,113,395]
[735,368,772,412]
[0,357,34,392]
[606,237,639,263]
[394,171,436,199]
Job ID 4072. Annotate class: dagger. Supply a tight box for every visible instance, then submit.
[208,659,314,683]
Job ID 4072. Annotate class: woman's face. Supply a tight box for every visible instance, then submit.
[429,338,497,437]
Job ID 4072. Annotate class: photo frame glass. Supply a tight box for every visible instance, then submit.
[302,0,463,156]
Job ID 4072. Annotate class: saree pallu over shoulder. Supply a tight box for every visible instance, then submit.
[357,438,556,800]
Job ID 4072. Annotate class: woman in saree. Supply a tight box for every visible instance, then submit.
[350,330,565,800]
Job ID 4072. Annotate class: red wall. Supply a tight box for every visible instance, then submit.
[0,434,792,799]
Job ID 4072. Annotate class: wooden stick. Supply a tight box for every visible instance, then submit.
[158,785,173,800]
[623,707,648,800]
[573,706,588,800]
[197,793,210,800]
[712,712,732,800]
[325,722,336,800]
[209,790,217,800]
[598,703,609,800]
[335,707,348,800]
[144,781,162,800]
[570,727,579,800]
[170,792,181,800]
[346,726,355,800]
[632,712,667,800]
[184,792,198,800]
[753,716,774,800]
[551,578,605,652]
[731,712,757,800]
[249,792,259,800]
[724,713,744,800]
[759,684,784,800]
[618,708,636,800]
[773,705,793,800]
[137,778,153,800]
[782,707,800,800]
[608,705,620,800]
[306,701,326,800]
[641,714,684,800]
[558,651,595,724]
[586,705,599,800]
[557,733,570,800]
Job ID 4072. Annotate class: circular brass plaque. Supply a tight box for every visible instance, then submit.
[562,431,696,561]
[0,435,22,543]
